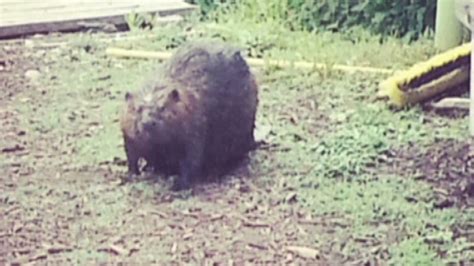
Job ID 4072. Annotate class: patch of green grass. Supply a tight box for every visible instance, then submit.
[64,249,111,265]
[271,76,468,262]
[297,172,471,263]
[15,39,161,166]
[254,64,469,263]
[389,238,441,265]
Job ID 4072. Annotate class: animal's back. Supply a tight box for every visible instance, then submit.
[156,40,259,175]
[174,41,259,173]
[165,40,251,92]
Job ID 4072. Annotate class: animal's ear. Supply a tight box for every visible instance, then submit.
[125,92,133,101]
[186,49,209,64]
[170,89,180,102]
[232,50,241,59]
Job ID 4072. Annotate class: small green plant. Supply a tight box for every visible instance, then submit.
[185,0,235,17]
[125,11,156,31]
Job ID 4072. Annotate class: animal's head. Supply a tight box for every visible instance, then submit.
[126,87,183,138]
[124,90,160,135]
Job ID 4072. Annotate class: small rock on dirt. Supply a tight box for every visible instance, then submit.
[25,69,41,81]
[285,246,320,259]
[254,124,272,143]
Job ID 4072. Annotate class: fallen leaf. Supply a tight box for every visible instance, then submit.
[181,210,199,219]
[171,242,178,254]
[129,246,140,256]
[13,222,23,233]
[150,211,168,219]
[2,144,25,153]
[210,214,224,221]
[289,113,299,125]
[45,245,73,254]
[28,252,48,262]
[285,192,297,203]
[242,220,270,228]
[285,246,320,259]
[4,206,20,215]
[297,226,308,236]
[183,233,193,240]
[97,245,127,256]
[97,75,111,81]
[247,243,268,250]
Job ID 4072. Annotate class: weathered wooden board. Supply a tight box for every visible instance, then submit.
[0,0,197,39]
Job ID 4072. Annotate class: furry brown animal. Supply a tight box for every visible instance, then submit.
[119,88,161,176]
[120,40,259,190]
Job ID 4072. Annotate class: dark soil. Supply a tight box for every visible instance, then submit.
[383,139,473,209]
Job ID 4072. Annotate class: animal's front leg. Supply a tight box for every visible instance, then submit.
[171,142,204,191]
[124,138,140,181]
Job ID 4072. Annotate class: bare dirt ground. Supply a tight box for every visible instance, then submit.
[1,32,473,265]
[386,140,473,209]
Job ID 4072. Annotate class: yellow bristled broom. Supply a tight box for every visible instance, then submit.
[378,42,471,107]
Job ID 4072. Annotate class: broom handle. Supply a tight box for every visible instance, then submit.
[105,47,394,74]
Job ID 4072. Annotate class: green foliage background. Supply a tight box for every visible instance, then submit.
[186,0,436,41]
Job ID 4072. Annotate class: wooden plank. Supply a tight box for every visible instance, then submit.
[2,5,143,26]
[1,3,132,13]
[0,0,183,6]
[0,0,197,39]
[0,0,183,11]
[1,2,195,26]
[2,5,190,26]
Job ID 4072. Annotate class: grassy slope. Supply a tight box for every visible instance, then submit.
[13,3,472,263]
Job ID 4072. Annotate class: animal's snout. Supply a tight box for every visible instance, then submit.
[143,120,158,131]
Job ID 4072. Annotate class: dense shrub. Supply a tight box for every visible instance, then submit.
[186,0,436,41]
[288,0,436,40]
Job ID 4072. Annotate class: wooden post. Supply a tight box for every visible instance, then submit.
[469,36,474,137]
[454,0,474,136]
[436,0,463,50]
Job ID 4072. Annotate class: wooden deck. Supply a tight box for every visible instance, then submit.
[0,0,197,38]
